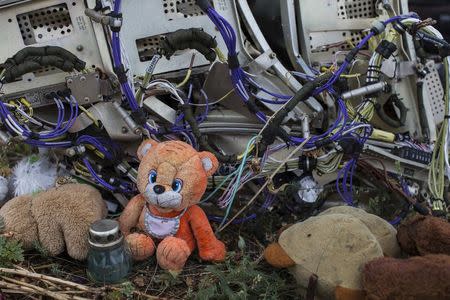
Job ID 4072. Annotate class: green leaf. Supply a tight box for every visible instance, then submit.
[0,237,24,267]
[237,236,246,251]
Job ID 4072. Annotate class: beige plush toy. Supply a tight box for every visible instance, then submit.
[264,206,400,300]
[0,184,107,260]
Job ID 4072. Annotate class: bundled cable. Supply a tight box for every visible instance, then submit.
[159,28,218,62]
[258,73,333,152]
[182,102,237,163]
[428,57,449,202]
[1,46,86,83]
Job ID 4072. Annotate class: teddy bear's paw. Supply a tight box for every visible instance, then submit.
[199,239,226,262]
[126,233,155,261]
[156,237,191,271]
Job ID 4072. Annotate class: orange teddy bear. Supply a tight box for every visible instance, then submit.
[119,139,226,271]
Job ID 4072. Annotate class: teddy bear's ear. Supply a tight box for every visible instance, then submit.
[198,151,219,176]
[137,139,159,160]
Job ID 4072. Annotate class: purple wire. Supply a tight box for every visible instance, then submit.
[247,77,292,100]
[76,135,114,160]
[0,95,77,141]
[253,94,289,105]
[83,158,117,191]
[110,0,139,112]
[389,180,412,225]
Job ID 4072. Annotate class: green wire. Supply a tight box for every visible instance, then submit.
[219,136,257,228]
[201,168,239,204]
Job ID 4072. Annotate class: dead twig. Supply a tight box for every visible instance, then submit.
[0,276,70,300]
[0,267,100,294]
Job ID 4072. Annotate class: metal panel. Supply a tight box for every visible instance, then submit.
[423,62,446,125]
[16,3,73,45]
[337,0,377,20]
[0,0,108,98]
[295,0,380,65]
[120,0,242,75]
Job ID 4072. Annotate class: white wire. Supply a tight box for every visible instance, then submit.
[145,80,185,104]
[120,38,135,91]
[342,124,373,135]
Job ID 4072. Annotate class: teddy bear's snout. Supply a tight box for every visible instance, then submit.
[155,192,182,209]
[145,183,183,209]
[153,185,165,194]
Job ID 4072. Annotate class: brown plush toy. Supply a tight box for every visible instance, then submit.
[0,184,107,260]
[362,255,450,300]
[397,215,450,256]
[119,139,226,271]
[360,215,450,299]
[264,206,400,300]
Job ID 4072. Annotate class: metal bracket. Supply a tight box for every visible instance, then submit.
[247,51,277,75]
[66,72,103,104]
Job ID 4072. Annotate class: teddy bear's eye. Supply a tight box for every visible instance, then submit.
[149,170,157,184]
[172,179,183,193]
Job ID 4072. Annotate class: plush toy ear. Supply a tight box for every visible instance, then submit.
[137,139,159,160]
[198,151,219,176]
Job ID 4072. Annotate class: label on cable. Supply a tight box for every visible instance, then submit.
[146,55,161,74]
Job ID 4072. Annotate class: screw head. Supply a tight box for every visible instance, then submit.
[67,79,73,84]
[76,45,84,51]
[122,127,128,133]
[84,97,90,102]
[269,53,276,59]
[80,76,86,82]
[66,148,76,157]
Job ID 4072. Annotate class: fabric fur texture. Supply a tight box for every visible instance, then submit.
[264,206,400,300]
[0,176,8,203]
[319,206,400,257]
[0,184,107,260]
[119,139,226,271]
[12,155,57,196]
[362,255,450,300]
[397,215,450,256]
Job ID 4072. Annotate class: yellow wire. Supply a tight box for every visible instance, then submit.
[237,144,255,161]
[19,98,33,117]
[428,58,449,200]
[85,144,105,159]
[74,162,91,177]
[214,47,227,63]
[176,69,192,88]
[41,134,68,142]
[79,106,99,127]
[177,53,196,88]
[214,89,235,103]
[346,39,355,48]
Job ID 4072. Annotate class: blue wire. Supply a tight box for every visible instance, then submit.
[218,136,257,228]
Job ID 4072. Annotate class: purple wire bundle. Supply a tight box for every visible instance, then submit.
[76,135,114,160]
[78,135,135,193]
[336,125,373,205]
[0,96,78,147]
[111,0,139,112]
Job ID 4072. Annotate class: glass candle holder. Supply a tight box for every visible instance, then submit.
[87,219,131,284]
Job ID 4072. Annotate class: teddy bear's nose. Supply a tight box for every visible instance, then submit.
[153,185,165,194]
